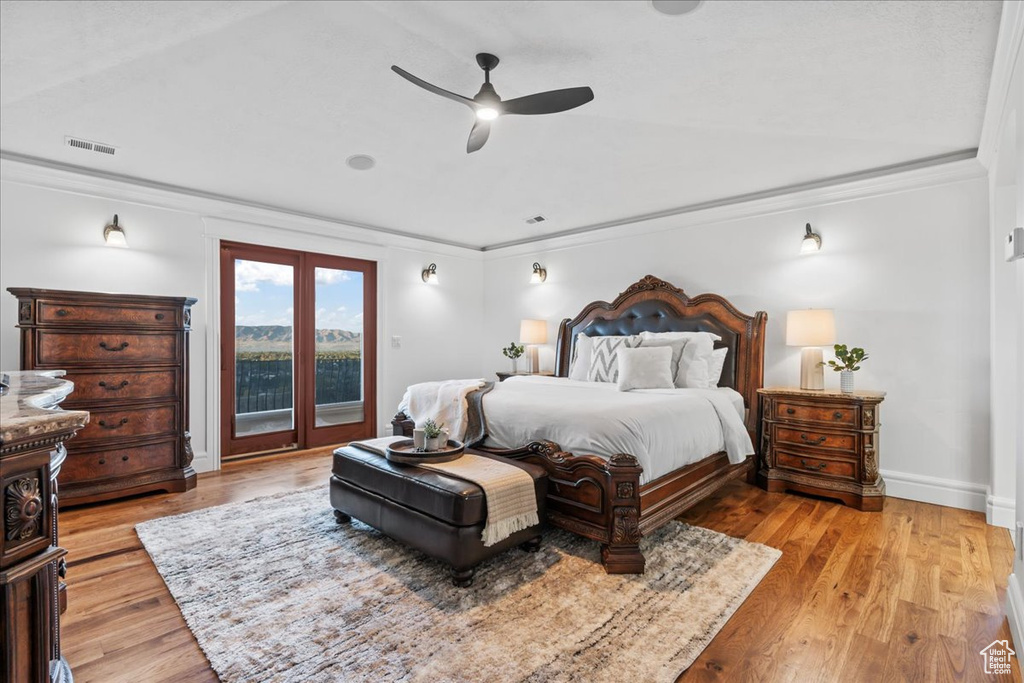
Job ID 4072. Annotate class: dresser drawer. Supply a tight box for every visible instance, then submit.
[62,369,179,404]
[774,426,857,454]
[776,450,857,480]
[775,401,856,428]
[61,440,178,483]
[35,331,180,366]
[75,404,177,444]
[38,301,179,327]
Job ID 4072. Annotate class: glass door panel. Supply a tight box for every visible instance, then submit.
[233,259,296,437]
[313,267,365,427]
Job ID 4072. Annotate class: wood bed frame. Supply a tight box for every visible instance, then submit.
[393,275,766,574]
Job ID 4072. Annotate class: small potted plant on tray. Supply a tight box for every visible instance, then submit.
[422,419,445,451]
[823,344,868,393]
[502,342,525,373]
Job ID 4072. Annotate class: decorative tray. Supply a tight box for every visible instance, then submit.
[386,439,465,465]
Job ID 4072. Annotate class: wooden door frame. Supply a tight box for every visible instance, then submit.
[219,241,378,458]
[300,252,377,448]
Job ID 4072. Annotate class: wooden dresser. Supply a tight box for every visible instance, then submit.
[757,387,885,511]
[1,370,88,683]
[8,288,198,506]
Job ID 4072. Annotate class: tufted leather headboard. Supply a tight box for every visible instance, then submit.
[554,275,767,435]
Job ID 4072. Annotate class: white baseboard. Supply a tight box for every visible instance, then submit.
[190,450,214,474]
[1007,574,1024,654]
[988,494,1017,530]
[879,468,987,512]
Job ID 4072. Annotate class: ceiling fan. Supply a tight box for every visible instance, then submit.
[391,53,595,153]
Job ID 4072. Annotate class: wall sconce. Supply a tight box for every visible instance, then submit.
[530,262,547,284]
[103,214,128,248]
[800,223,821,255]
[421,263,439,285]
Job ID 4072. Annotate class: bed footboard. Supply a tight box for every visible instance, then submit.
[392,412,645,573]
[478,440,645,574]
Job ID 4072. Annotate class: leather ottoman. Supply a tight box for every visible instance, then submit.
[330,445,547,587]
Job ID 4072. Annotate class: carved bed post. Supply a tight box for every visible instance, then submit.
[601,453,645,574]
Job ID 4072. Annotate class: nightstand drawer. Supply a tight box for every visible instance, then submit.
[775,426,856,454]
[775,401,856,427]
[776,450,856,480]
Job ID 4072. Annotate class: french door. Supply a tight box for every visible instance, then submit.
[219,241,377,457]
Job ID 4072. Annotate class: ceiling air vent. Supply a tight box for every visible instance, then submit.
[65,136,117,156]
[525,215,546,225]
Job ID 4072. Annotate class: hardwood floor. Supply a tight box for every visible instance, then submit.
[58,451,1021,682]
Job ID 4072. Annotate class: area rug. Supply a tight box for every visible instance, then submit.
[136,485,780,683]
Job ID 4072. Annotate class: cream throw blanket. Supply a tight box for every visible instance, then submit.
[350,437,539,547]
[398,379,486,441]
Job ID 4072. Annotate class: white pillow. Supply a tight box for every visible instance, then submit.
[708,347,728,387]
[587,335,637,383]
[639,331,721,388]
[617,347,674,392]
[568,333,594,381]
[636,336,688,380]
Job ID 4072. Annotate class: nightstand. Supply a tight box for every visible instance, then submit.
[758,387,886,511]
[496,371,554,382]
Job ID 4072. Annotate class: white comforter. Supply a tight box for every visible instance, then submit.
[482,376,754,485]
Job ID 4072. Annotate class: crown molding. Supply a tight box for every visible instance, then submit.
[0,151,481,257]
[977,0,1024,170]
[482,151,986,257]
[2,146,985,258]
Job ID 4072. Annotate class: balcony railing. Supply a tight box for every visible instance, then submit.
[235,357,361,414]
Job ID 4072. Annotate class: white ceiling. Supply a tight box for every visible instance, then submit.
[0,1,1003,250]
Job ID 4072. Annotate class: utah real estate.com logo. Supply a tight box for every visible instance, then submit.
[980,639,1015,675]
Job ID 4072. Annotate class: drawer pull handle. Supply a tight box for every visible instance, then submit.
[56,309,69,317]
[155,313,165,320]
[800,459,827,471]
[99,341,129,352]
[122,455,129,462]
[800,434,827,445]
[833,411,843,420]
[98,417,129,430]
[98,380,129,390]
[786,408,796,415]
[98,458,106,465]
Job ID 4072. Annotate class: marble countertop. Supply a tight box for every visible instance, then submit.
[1,370,90,446]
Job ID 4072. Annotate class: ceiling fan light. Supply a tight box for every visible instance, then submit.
[476,107,499,121]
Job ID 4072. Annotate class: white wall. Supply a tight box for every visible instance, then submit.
[481,177,993,508]
[0,175,486,471]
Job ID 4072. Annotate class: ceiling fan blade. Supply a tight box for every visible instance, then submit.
[391,65,475,108]
[467,119,490,153]
[502,86,594,116]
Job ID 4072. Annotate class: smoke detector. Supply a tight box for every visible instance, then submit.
[651,0,704,16]
[346,154,376,171]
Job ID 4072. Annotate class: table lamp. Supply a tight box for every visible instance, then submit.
[519,319,548,373]
[786,309,835,390]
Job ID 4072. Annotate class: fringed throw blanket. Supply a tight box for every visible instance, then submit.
[350,437,538,547]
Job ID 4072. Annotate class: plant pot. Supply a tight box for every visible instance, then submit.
[840,370,854,394]
[425,436,440,451]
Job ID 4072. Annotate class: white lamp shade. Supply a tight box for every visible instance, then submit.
[519,319,547,344]
[786,309,835,347]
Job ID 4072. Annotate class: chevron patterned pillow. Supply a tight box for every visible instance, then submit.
[587,335,638,383]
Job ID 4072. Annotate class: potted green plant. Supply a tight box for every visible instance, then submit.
[824,344,868,393]
[422,419,445,451]
[502,342,525,373]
